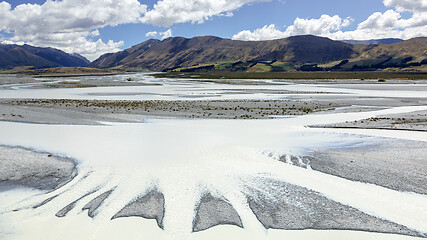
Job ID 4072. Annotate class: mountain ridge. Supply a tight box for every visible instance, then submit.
[0,44,90,69]
[90,35,426,72]
[1,36,425,72]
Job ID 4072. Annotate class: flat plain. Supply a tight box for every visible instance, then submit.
[0,72,426,240]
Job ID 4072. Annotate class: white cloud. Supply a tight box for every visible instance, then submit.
[141,0,268,27]
[286,15,352,36]
[331,25,427,41]
[90,30,100,37]
[232,24,287,41]
[161,29,173,39]
[357,9,427,30]
[0,0,147,61]
[383,0,427,12]
[338,0,427,40]
[1,0,269,61]
[145,31,159,37]
[2,0,425,62]
[233,0,427,41]
[145,29,173,40]
[232,15,353,41]
[357,10,401,29]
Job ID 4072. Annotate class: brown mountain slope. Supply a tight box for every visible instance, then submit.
[90,35,427,72]
[334,37,427,71]
[357,37,426,60]
[0,44,90,69]
[90,35,355,71]
[0,47,57,68]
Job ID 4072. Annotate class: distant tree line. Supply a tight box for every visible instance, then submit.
[299,57,427,72]
[166,57,427,73]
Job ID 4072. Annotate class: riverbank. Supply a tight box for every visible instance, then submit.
[0,99,345,124]
[1,98,426,131]
[152,71,427,81]
[0,146,76,191]
[1,72,426,240]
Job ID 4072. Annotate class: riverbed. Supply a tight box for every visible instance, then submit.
[0,73,426,240]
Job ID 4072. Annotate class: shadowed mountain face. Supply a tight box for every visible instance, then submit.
[0,44,90,69]
[90,35,355,72]
[341,38,403,45]
[90,35,427,72]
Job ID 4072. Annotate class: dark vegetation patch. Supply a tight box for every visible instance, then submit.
[153,71,427,80]
[2,99,344,120]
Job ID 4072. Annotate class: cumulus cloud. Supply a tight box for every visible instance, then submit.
[357,9,427,30]
[90,30,100,37]
[0,0,147,61]
[285,15,352,36]
[141,0,267,27]
[0,0,268,61]
[2,0,425,62]
[357,10,401,29]
[145,31,159,37]
[233,0,427,41]
[161,29,173,39]
[233,15,352,41]
[232,24,287,41]
[383,0,427,12]
[339,0,427,40]
[145,29,173,40]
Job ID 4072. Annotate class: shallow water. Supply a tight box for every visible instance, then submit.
[1,107,427,240]
[1,74,427,240]
[0,188,423,240]
[1,72,427,100]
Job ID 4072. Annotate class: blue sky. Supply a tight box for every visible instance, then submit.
[0,0,426,60]
[100,0,389,48]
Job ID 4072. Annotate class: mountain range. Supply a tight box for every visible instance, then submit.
[1,35,425,72]
[0,44,90,69]
[90,35,353,71]
[90,35,427,72]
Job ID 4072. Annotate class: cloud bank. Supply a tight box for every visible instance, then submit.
[0,0,426,61]
[233,0,427,41]
[0,0,264,61]
[0,0,148,61]
[233,15,352,41]
[142,0,266,27]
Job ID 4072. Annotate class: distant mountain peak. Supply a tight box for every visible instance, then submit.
[0,44,90,69]
[90,35,355,71]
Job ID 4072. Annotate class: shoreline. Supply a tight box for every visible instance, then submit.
[1,130,426,237]
[0,146,77,191]
[1,98,426,132]
[152,71,427,81]
[1,72,427,239]
[0,98,345,124]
